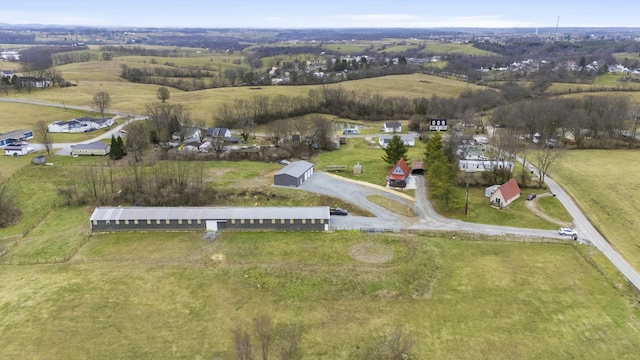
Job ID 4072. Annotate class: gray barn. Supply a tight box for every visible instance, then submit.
[274,160,314,187]
[90,206,330,232]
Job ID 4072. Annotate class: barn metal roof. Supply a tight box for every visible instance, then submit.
[274,160,314,178]
[74,141,109,150]
[90,206,330,221]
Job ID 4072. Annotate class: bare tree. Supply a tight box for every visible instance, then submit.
[126,123,148,162]
[34,120,53,155]
[92,91,111,118]
[534,147,563,188]
[253,315,273,360]
[351,326,416,360]
[0,177,21,227]
[278,323,303,360]
[268,119,290,147]
[157,86,170,103]
[232,324,254,360]
[237,117,256,143]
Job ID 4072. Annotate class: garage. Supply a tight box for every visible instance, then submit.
[273,160,314,187]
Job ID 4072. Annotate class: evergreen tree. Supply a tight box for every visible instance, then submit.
[382,135,409,165]
[117,136,126,156]
[423,132,444,173]
[109,135,120,160]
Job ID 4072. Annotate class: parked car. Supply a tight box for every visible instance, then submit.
[329,208,348,216]
[278,159,290,165]
[526,193,537,201]
[559,228,577,236]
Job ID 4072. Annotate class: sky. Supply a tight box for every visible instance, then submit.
[1,0,638,29]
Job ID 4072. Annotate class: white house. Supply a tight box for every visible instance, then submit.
[381,122,402,133]
[206,127,232,138]
[0,70,15,79]
[459,159,514,173]
[173,127,202,143]
[379,134,415,148]
[48,117,115,133]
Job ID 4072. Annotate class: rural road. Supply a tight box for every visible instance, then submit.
[5,96,640,291]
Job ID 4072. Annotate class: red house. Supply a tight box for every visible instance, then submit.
[489,179,521,208]
[388,158,410,188]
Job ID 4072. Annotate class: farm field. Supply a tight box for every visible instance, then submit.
[1,231,639,359]
[3,72,489,120]
[0,102,103,133]
[551,150,640,272]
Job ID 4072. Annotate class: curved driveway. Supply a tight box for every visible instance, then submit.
[5,96,640,290]
[303,171,640,291]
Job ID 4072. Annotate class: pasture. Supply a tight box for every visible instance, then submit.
[1,231,639,359]
[551,150,640,271]
[0,102,103,133]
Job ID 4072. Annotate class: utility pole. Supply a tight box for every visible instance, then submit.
[555,16,560,42]
[464,183,470,216]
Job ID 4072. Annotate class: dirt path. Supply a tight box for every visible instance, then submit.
[525,193,572,227]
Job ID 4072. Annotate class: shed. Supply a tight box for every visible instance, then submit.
[33,155,46,164]
[72,142,110,156]
[89,206,331,232]
[490,179,521,208]
[274,160,314,187]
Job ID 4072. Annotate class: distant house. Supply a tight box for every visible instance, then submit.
[48,117,114,133]
[19,77,50,88]
[72,142,110,156]
[343,128,358,135]
[381,122,402,133]
[4,144,33,156]
[0,70,15,79]
[489,179,520,208]
[459,159,513,173]
[379,134,415,148]
[274,160,314,187]
[173,127,201,143]
[387,158,410,188]
[0,129,33,147]
[206,127,232,138]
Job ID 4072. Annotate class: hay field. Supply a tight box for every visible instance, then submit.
[7,72,485,120]
[551,150,640,272]
[1,231,639,359]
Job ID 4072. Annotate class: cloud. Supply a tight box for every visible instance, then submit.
[312,13,535,28]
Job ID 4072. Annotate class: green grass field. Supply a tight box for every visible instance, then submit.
[0,102,103,133]
[551,150,640,271]
[1,231,639,359]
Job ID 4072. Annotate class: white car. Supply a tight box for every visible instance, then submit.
[559,228,577,236]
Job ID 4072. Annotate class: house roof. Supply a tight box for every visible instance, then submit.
[411,161,424,171]
[384,122,402,128]
[497,179,520,202]
[275,160,314,178]
[206,127,230,137]
[388,158,410,180]
[0,129,32,143]
[90,206,330,222]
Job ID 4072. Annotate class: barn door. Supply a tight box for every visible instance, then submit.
[206,220,218,231]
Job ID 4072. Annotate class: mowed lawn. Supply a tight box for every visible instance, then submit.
[551,149,640,271]
[0,232,639,359]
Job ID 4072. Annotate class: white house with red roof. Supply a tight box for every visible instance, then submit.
[387,158,411,188]
[489,179,521,208]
